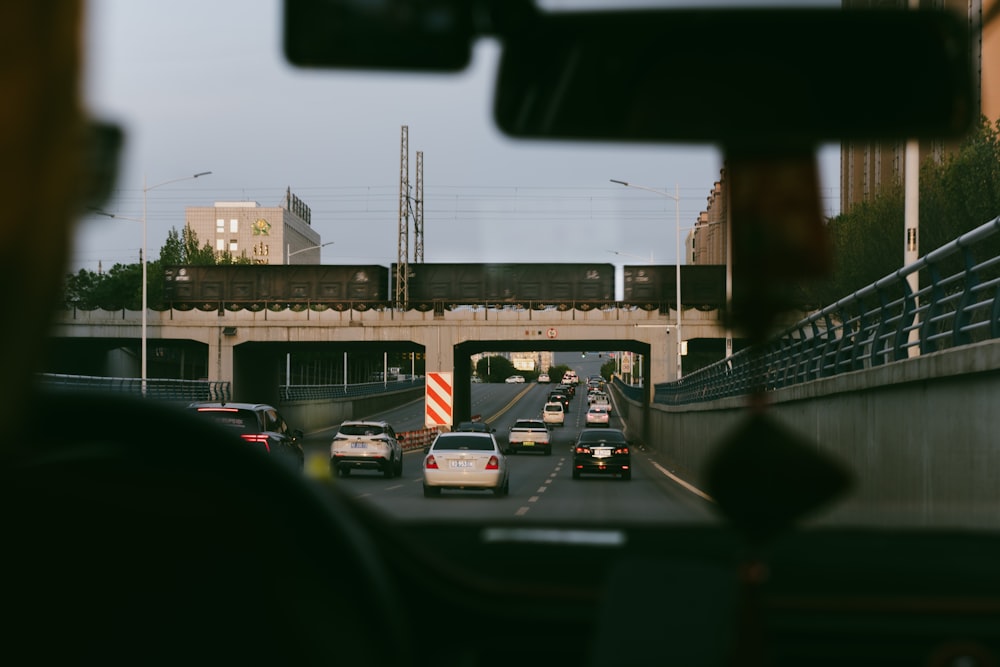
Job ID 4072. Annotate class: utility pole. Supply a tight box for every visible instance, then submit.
[397,125,409,309]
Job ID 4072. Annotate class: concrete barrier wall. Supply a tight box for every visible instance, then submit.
[279,387,424,434]
[612,339,1000,528]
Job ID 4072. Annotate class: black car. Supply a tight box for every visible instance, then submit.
[453,421,493,433]
[188,402,305,470]
[547,390,571,412]
[571,428,631,480]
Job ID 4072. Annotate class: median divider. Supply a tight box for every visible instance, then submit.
[398,427,441,451]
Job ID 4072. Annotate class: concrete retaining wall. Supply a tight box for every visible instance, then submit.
[612,339,1000,528]
[279,387,424,434]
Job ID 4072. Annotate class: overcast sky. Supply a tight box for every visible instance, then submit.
[75,0,841,274]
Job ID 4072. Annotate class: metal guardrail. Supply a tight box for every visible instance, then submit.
[279,379,423,401]
[38,373,232,402]
[655,215,1000,405]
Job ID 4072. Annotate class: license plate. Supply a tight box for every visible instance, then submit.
[523,442,534,446]
[594,447,612,458]
[449,460,474,468]
[351,442,367,449]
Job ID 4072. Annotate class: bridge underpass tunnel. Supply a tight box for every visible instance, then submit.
[453,339,651,438]
[44,338,209,380]
[233,341,425,405]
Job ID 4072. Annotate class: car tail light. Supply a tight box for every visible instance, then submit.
[615,447,630,454]
[485,456,499,470]
[425,455,438,469]
[241,433,271,453]
[575,446,590,454]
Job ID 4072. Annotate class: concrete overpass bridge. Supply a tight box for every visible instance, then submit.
[48,304,736,421]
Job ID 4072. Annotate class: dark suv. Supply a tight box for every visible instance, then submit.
[187,402,305,470]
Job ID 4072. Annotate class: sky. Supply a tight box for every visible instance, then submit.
[76,0,841,275]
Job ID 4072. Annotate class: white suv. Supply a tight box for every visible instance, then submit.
[330,420,403,478]
[542,401,565,427]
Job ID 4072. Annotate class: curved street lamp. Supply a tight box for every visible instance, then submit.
[287,241,334,262]
[95,170,212,394]
[610,179,684,379]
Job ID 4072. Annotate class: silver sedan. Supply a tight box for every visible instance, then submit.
[422,432,510,498]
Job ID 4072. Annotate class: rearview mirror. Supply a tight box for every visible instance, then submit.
[494,8,974,146]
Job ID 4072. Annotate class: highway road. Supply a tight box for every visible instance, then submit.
[301,353,716,524]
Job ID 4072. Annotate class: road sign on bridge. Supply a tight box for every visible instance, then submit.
[425,372,453,428]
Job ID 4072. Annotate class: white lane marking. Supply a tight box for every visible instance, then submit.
[528,495,540,503]
[649,461,715,502]
[544,478,553,484]
[537,486,547,493]
[515,507,530,516]
[386,484,403,491]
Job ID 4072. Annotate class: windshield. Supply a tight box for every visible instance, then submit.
[58,0,1000,536]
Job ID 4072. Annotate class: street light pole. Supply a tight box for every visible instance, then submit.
[611,179,684,380]
[287,241,335,263]
[141,171,211,393]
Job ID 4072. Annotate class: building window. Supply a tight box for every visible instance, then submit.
[216,238,225,251]
[229,240,238,253]
[230,219,238,233]
[216,219,225,233]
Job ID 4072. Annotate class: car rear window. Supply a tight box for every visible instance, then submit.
[194,409,258,433]
[513,420,546,429]
[577,430,625,444]
[339,424,385,437]
[545,404,563,412]
[432,435,495,451]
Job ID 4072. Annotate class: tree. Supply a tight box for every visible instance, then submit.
[475,355,515,383]
[805,116,1000,308]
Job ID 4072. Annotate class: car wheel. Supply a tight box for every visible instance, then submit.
[340,466,351,477]
[383,458,395,479]
[572,469,580,480]
[544,447,551,456]
[622,471,632,481]
[395,455,403,477]
[423,484,440,498]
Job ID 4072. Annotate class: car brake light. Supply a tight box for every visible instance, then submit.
[615,447,629,454]
[425,455,438,469]
[486,456,499,470]
[241,433,270,453]
[575,447,590,454]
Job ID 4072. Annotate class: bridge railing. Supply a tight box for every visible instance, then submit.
[655,214,1000,405]
[279,379,424,401]
[37,373,232,402]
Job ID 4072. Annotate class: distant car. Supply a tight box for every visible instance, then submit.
[555,382,575,398]
[454,421,492,433]
[585,404,610,427]
[187,402,304,470]
[542,401,565,427]
[330,420,403,478]
[572,428,631,480]
[591,392,612,414]
[422,431,510,497]
[537,373,550,383]
[547,390,570,412]
[507,418,551,455]
[505,375,525,383]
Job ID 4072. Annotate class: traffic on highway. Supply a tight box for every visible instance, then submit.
[300,352,714,523]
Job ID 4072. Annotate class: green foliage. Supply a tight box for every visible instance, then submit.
[600,360,616,382]
[546,364,570,385]
[806,116,1000,307]
[64,224,258,309]
[475,355,516,383]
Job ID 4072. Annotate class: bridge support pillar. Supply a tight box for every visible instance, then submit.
[207,328,235,385]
